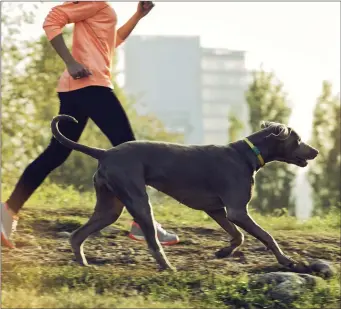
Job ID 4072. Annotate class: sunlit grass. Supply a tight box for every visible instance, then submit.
[1,183,340,309]
[2,182,339,234]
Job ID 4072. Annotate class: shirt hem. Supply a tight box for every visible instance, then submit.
[56,79,114,93]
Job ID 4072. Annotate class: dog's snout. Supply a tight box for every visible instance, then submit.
[308,146,319,159]
[312,148,319,158]
[298,142,319,161]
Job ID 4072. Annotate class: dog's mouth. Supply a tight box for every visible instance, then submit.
[283,156,308,167]
[295,157,308,167]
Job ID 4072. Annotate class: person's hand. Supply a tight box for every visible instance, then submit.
[67,60,92,80]
[136,1,155,19]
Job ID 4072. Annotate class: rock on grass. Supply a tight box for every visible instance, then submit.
[249,271,323,303]
[308,259,335,279]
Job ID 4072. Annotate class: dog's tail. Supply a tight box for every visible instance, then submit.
[51,115,105,160]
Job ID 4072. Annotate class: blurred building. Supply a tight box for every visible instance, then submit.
[201,48,250,144]
[123,35,203,144]
[123,35,250,145]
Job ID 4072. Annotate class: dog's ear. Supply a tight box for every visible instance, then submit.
[268,124,291,140]
[260,121,274,129]
[261,121,291,140]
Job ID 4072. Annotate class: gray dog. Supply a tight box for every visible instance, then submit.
[51,115,318,271]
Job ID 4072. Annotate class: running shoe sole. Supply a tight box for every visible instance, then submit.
[1,227,15,248]
[128,233,180,246]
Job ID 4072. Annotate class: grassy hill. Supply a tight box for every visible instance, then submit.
[2,184,340,308]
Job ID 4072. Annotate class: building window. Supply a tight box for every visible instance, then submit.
[202,102,229,117]
[202,58,220,70]
[202,74,218,86]
[202,73,241,87]
[202,88,232,101]
[203,117,229,131]
[202,57,244,72]
[204,132,228,145]
[222,59,244,70]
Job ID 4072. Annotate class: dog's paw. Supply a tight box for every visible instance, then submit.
[158,265,177,272]
[278,255,298,268]
[289,261,310,273]
[215,247,234,259]
[280,256,310,273]
[71,257,90,267]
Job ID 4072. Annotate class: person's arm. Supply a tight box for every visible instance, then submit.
[49,34,92,79]
[43,1,108,79]
[116,12,141,48]
[43,1,108,41]
[116,1,154,48]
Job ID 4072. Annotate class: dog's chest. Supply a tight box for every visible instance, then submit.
[150,180,225,210]
[145,153,235,210]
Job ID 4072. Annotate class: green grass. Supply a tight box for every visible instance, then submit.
[2,265,340,309]
[2,182,340,235]
[1,183,340,308]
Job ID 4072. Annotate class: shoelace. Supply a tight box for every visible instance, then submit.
[133,222,168,234]
[3,203,19,234]
[155,222,168,234]
[11,218,18,233]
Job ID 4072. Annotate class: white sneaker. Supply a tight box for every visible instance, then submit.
[129,221,180,246]
[1,202,18,248]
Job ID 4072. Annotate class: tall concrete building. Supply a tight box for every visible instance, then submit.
[123,35,249,145]
[123,35,203,144]
[201,48,250,144]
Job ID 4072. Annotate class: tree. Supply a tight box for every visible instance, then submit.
[227,109,244,142]
[1,3,43,182]
[308,81,340,215]
[245,70,296,215]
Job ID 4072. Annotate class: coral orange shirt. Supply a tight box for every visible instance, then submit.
[43,1,123,92]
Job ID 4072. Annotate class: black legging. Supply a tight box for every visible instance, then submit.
[6,86,135,213]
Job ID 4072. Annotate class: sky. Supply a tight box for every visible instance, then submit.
[17,1,340,144]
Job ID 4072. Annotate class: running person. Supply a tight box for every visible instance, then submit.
[1,1,179,248]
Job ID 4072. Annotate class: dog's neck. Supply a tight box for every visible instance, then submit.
[231,131,275,174]
[232,140,263,173]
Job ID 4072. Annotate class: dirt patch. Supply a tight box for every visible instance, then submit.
[2,215,341,274]
[2,210,341,277]
[2,209,340,309]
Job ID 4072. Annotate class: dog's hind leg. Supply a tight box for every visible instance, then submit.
[70,185,124,266]
[206,208,244,258]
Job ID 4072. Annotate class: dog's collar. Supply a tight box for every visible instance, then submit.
[243,138,265,167]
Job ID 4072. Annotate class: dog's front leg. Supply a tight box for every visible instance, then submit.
[206,208,244,258]
[124,195,175,272]
[227,208,305,269]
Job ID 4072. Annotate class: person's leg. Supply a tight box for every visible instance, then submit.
[83,86,179,245]
[1,90,88,248]
[83,86,136,146]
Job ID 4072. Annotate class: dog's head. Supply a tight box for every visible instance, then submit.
[260,121,319,167]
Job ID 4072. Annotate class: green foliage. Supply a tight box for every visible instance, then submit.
[1,3,43,179]
[245,70,296,215]
[227,109,244,142]
[308,81,341,215]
